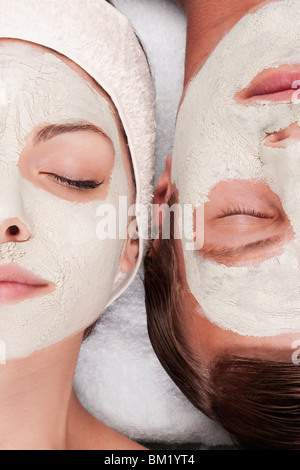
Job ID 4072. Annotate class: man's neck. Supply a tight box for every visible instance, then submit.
[181,0,276,86]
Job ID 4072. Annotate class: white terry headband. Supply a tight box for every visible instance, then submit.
[0,0,155,307]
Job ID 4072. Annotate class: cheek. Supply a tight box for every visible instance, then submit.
[0,175,127,360]
[20,176,124,298]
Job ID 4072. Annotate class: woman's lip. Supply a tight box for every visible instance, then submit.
[0,264,55,304]
[235,65,300,104]
[0,263,48,285]
[0,282,51,304]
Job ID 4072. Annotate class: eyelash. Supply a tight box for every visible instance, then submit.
[220,206,273,219]
[46,173,105,190]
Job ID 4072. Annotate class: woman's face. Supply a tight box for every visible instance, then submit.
[0,40,135,360]
[171,0,300,346]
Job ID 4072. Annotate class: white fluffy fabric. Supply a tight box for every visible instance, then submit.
[74,0,233,447]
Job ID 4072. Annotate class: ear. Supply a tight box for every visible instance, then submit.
[149,154,174,252]
[153,154,173,206]
[120,154,174,271]
[119,235,139,273]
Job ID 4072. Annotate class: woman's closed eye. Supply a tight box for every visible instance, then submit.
[19,126,116,203]
[42,173,105,190]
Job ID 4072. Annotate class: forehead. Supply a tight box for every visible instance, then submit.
[0,39,123,140]
[0,38,104,96]
[186,303,300,365]
[0,38,125,130]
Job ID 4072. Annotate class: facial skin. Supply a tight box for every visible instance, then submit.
[157,0,300,363]
[175,0,281,90]
[199,179,293,266]
[0,39,138,360]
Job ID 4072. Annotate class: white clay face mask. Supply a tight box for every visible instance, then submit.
[0,42,130,359]
[172,0,300,337]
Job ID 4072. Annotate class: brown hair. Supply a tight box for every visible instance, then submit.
[144,196,300,450]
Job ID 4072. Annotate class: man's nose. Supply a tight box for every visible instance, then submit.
[0,217,31,243]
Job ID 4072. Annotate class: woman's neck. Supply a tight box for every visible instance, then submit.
[0,333,82,450]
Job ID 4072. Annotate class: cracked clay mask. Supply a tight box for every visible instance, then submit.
[0,42,130,359]
[172,0,300,337]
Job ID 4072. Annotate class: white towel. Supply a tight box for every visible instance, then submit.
[74,0,232,447]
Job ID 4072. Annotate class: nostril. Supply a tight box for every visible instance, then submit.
[7,225,20,236]
[264,122,300,148]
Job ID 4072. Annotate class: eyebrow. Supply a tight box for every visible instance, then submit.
[33,122,109,145]
[199,234,283,263]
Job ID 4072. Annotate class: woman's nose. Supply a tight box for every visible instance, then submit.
[0,217,31,243]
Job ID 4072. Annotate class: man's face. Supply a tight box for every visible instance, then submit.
[171,0,300,345]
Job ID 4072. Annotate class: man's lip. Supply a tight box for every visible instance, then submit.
[235,65,300,104]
